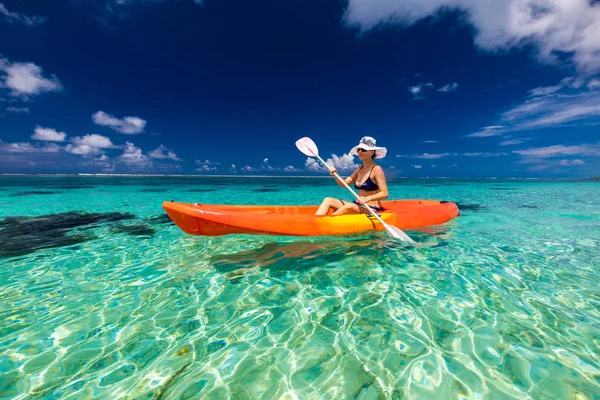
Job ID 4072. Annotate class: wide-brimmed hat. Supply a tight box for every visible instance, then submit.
[350,136,387,159]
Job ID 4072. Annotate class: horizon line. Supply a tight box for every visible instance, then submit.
[0,173,592,180]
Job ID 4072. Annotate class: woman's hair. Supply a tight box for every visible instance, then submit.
[371,151,376,160]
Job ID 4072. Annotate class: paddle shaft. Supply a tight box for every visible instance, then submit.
[312,154,389,226]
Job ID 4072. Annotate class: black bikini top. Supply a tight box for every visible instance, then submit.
[354,166,379,191]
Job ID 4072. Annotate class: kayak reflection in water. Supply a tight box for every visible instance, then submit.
[315,136,389,216]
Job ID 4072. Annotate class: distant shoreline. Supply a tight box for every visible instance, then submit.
[0,173,592,180]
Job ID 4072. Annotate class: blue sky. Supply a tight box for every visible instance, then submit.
[1,0,599,177]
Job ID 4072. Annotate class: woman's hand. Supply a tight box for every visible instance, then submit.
[357,196,370,205]
[329,167,337,176]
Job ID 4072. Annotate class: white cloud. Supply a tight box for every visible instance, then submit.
[305,153,358,172]
[149,144,181,161]
[31,126,66,142]
[195,159,219,172]
[241,165,258,172]
[72,134,114,148]
[500,138,529,146]
[117,141,152,168]
[195,159,220,166]
[457,152,508,157]
[5,106,29,113]
[588,79,600,90]
[328,153,358,171]
[0,3,45,26]
[82,154,116,173]
[196,165,217,172]
[414,152,449,159]
[396,151,509,158]
[409,82,434,98]
[305,158,325,172]
[467,125,507,138]
[505,93,600,131]
[422,140,440,143]
[284,165,300,172]
[0,58,62,97]
[0,140,61,153]
[513,143,600,158]
[263,158,269,163]
[437,82,458,92]
[92,111,146,134]
[558,159,585,166]
[65,134,115,155]
[412,164,422,169]
[64,144,104,155]
[343,0,600,75]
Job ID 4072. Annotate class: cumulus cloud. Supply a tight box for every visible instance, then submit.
[64,144,103,155]
[305,152,359,172]
[149,144,181,161]
[117,141,152,168]
[197,165,217,172]
[284,165,301,172]
[5,106,29,113]
[0,3,45,26]
[0,58,62,97]
[31,126,66,142]
[92,111,146,134]
[412,165,422,169]
[195,159,219,172]
[65,134,114,155]
[82,154,116,173]
[72,134,114,148]
[344,0,600,75]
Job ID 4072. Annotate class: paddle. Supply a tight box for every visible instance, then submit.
[295,137,416,244]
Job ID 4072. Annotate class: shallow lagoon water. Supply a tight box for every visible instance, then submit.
[0,176,599,399]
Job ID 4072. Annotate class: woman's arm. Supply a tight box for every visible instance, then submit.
[330,167,359,188]
[362,166,389,202]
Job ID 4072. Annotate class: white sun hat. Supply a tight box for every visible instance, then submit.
[350,136,388,159]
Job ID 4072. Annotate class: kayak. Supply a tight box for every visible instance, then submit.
[162,199,460,237]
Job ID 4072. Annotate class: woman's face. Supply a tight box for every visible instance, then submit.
[357,148,373,160]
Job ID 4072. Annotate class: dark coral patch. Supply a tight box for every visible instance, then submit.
[9,191,60,197]
[252,188,280,193]
[455,203,488,212]
[0,211,135,258]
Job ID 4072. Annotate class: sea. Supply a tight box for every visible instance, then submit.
[0,175,599,399]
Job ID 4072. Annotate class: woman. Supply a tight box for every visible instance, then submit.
[315,136,389,216]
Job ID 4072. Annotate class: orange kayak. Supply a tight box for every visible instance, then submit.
[163,199,460,237]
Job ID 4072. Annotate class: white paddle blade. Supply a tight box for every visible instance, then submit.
[383,222,416,244]
[295,137,319,157]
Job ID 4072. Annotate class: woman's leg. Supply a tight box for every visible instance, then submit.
[331,202,361,216]
[315,197,345,216]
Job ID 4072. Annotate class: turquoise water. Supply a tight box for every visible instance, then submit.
[1,176,599,399]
